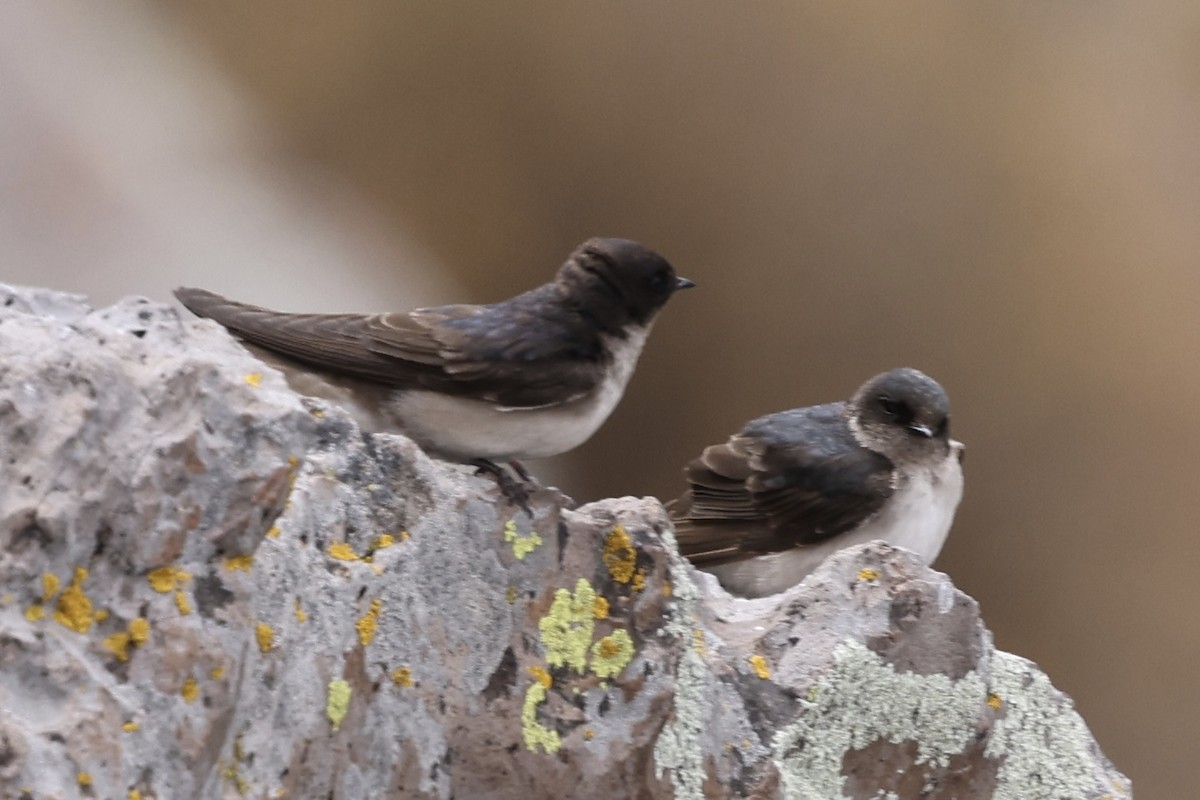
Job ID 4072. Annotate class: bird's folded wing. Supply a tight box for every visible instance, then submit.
[670,425,895,565]
[174,288,603,409]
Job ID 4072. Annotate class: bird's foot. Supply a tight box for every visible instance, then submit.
[471,459,531,511]
[506,459,538,484]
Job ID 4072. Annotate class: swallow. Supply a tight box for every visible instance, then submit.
[670,368,964,597]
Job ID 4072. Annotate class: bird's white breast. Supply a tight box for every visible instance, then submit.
[707,442,965,598]
[383,323,652,461]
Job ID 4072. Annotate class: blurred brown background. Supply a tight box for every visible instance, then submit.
[4,1,1196,795]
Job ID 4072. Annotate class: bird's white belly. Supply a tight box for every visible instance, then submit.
[386,382,619,461]
[708,448,964,598]
[385,325,650,462]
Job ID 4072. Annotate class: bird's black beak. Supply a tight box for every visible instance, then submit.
[675,277,697,290]
[908,423,934,438]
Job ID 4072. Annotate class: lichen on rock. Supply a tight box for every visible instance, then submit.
[0,284,1130,799]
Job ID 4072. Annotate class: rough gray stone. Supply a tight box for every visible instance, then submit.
[0,284,1131,800]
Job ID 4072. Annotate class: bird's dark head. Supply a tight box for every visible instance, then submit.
[558,237,695,331]
[850,367,954,461]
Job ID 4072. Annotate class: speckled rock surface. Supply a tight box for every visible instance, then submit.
[0,285,1130,800]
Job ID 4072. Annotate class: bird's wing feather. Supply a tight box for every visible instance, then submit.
[670,404,896,565]
[174,287,605,409]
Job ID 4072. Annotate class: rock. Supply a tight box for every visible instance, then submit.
[0,284,1131,800]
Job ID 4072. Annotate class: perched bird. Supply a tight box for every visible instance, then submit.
[176,237,694,491]
[669,368,964,598]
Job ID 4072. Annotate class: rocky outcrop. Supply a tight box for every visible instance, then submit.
[0,285,1130,799]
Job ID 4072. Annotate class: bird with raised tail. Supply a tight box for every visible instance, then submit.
[669,368,964,598]
[175,237,694,493]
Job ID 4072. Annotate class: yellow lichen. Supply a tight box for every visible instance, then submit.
[222,762,248,794]
[122,721,140,733]
[528,665,553,689]
[104,631,133,662]
[391,667,413,687]
[857,567,880,581]
[502,518,543,560]
[326,678,351,731]
[595,636,621,659]
[93,609,109,622]
[538,578,597,673]
[24,604,44,622]
[399,530,411,541]
[602,524,637,583]
[583,728,595,741]
[505,584,518,604]
[590,629,635,679]
[211,666,226,680]
[749,654,771,680]
[592,595,610,620]
[77,771,92,786]
[692,628,707,655]
[147,565,189,593]
[175,591,192,615]
[285,457,301,492]
[356,599,382,646]
[294,599,308,623]
[256,622,275,653]
[631,568,647,592]
[53,567,95,633]
[223,554,254,572]
[521,678,561,755]
[373,533,395,549]
[243,372,263,387]
[181,676,199,703]
[129,790,143,800]
[128,617,150,645]
[327,542,359,561]
[987,692,1003,710]
[41,572,60,601]
[266,525,281,539]
[662,581,672,597]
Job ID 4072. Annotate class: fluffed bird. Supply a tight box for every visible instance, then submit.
[669,367,964,597]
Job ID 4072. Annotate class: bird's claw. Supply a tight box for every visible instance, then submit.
[471,459,532,511]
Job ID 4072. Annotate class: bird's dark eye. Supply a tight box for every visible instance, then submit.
[934,416,949,437]
[878,397,912,424]
[647,269,671,292]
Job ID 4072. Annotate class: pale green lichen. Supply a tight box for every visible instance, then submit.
[773,640,986,797]
[521,668,561,754]
[538,578,596,673]
[326,678,351,732]
[589,628,635,679]
[527,577,636,749]
[503,519,543,560]
[652,527,710,800]
[986,652,1132,800]
[772,641,1127,800]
